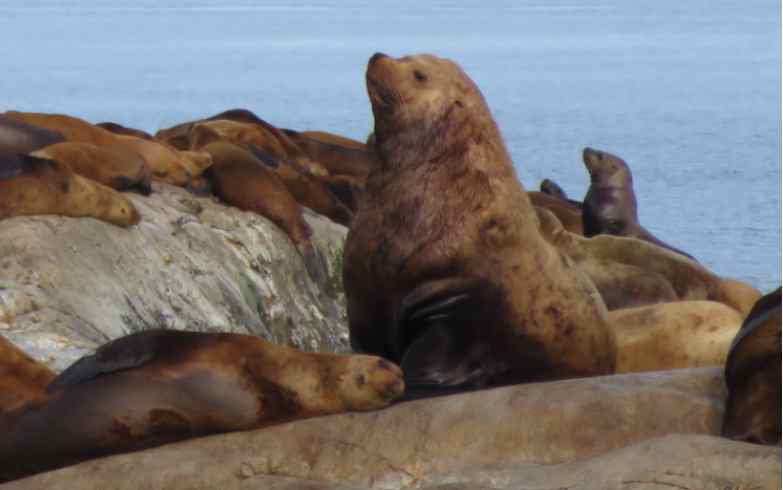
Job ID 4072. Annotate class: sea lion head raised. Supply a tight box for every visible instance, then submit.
[582,147,638,236]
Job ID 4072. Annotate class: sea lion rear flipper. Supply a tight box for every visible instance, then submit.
[47,330,168,392]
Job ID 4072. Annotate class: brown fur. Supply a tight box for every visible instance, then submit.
[0,153,140,227]
[3,111,118,147]
[283,128,376,179]
[0,114,65,156]
[0,336,56,415]
[723,287,781,445]
[300,130,367,150]
[0,330,404,482]
[114,135,210,187]
[96,122,154,140]
[344,53,616,396]
[529,191,583,235]
[31,141,152,195]
[609,300,743,373]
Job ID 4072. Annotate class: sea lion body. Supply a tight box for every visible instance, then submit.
[31,141,152,195]
[609,300,743,373]
[0,336,56,415]
[581,147,695,261]
[345,53,615,396]
[0,114,65,155]
[722,287,781,445]
[3,111,117,147]
[529,190,583,235]
[0,153,140,227]
[300,130,367,150]
[96,122,154,140]
[283,128,375,180]
[0,330,403,482]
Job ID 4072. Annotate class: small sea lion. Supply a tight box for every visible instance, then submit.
[0,114,65,155]
[582,147,696,261]
[0,152,140,227]
[0,336,56,415]
[30,141,152,195]
[345,52,615,397]
[608,300,743,373]
[300,130,367,150]
[539,178,583,208]
[0,329,404,482]
[722,287,781,445]
[96,122,154,140]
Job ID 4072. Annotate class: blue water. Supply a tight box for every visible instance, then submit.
[1,1,779,291]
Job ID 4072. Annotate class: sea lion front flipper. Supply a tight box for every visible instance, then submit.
[47,330,170,392]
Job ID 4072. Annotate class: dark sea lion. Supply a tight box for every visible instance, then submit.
[300,130,367,150]
[344,52,615,397]
[0,114,65,155]
[30,141,152,195]
[528,191,584,235]
[0,152,140,227]
[0,336,56,415]
[0,329,404,482]
[581,147,696,261]
[722,287,781,445]
[96,121,154,140]
[200,141,326,284]
[539,178,583,208]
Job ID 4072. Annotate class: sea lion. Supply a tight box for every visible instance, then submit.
[0,336,56,415]
[539,178,583,208]
[283,128,376,179]
[0,152,140,227]
[200,141,326,284]
[300,130,367,150]
[0,114,65,155]
[344,52,616,397]
[0,329,404,482]
[535,207,678,310]
[582,147,696,261]
[608,300,743,373]
[3,111,118,147]
[30,141,152,195]
[96,122,154,140]
[528,190,583,235]
[722,287,781,445]
[113,135,212,187]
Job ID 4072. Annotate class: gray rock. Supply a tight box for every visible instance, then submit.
[0,182,349,371]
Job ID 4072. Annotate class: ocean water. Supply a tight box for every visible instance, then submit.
[1,0,779,291]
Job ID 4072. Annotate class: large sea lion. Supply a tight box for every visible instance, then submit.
[0,114,65,155]
[722,287,781,445]
[30,141,152,195]
[0,336,56,415]
[608,300,743,373]
[0,329,404,482]
[581,147,696,261]
[344,52,616,397]
[0,152,140,227]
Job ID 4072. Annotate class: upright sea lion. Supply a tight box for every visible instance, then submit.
[30,141,152,195]
[0,152,140,227]
[581,147,696,261]
[344,53,615,397]
[0,329,404,482]
[722,287,781,445]
[96,122,154,140]
[0,336,56,415]
[0,114,65,155]
[608,300,743,373]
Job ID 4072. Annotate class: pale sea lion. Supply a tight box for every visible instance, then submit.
[0,329,404,482]
[344,52,616,397]
[0,152,140,227]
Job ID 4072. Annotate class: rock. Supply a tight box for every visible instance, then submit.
[6,368,772,490]
[0,182,349,371]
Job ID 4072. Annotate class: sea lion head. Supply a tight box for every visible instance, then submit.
[582,147,632,187]
[539,179,569,201]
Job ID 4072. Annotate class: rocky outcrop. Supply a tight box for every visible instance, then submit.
[6,368,779,490]
[0,183,349,371]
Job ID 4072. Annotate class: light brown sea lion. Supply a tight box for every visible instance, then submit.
[30,141,152,195]
[114,135,211,187]
[344,52,616,398]
[528,190,584,235]
[0,336,56,415]
[0,329,404,482]
[300,130,367,150]
[96,121,154,140]
[722,287,781,445]
[608,300,743,373]
[0,152,140,227]
[0,114,65,155]
[581,147,696,261]
[535,207,678,310]
[3,111,118,147]
[200,141,326,284]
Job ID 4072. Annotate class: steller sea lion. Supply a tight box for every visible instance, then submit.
[528,190,584,235]
[96,121,154,140]
[0,336,56,415]
[608,300,743,373]
[3,111,118,147]
[0,329,404,482]
[0,114,65,155]
[282,128,376,180]
[539,178,583,209]
[722,287,781,445]
[344,52,616,398]
[0,152,140,227]
[300,130,367,150]
[30,141,152,195]
[581,147,696,261]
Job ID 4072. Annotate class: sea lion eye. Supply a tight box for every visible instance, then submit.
[413,70,427,82]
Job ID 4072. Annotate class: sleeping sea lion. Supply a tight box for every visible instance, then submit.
[0,114,65,155]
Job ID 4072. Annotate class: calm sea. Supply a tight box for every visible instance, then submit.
[1,1,779,291]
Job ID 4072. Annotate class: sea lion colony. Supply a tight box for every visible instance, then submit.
[0,52,777,481]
